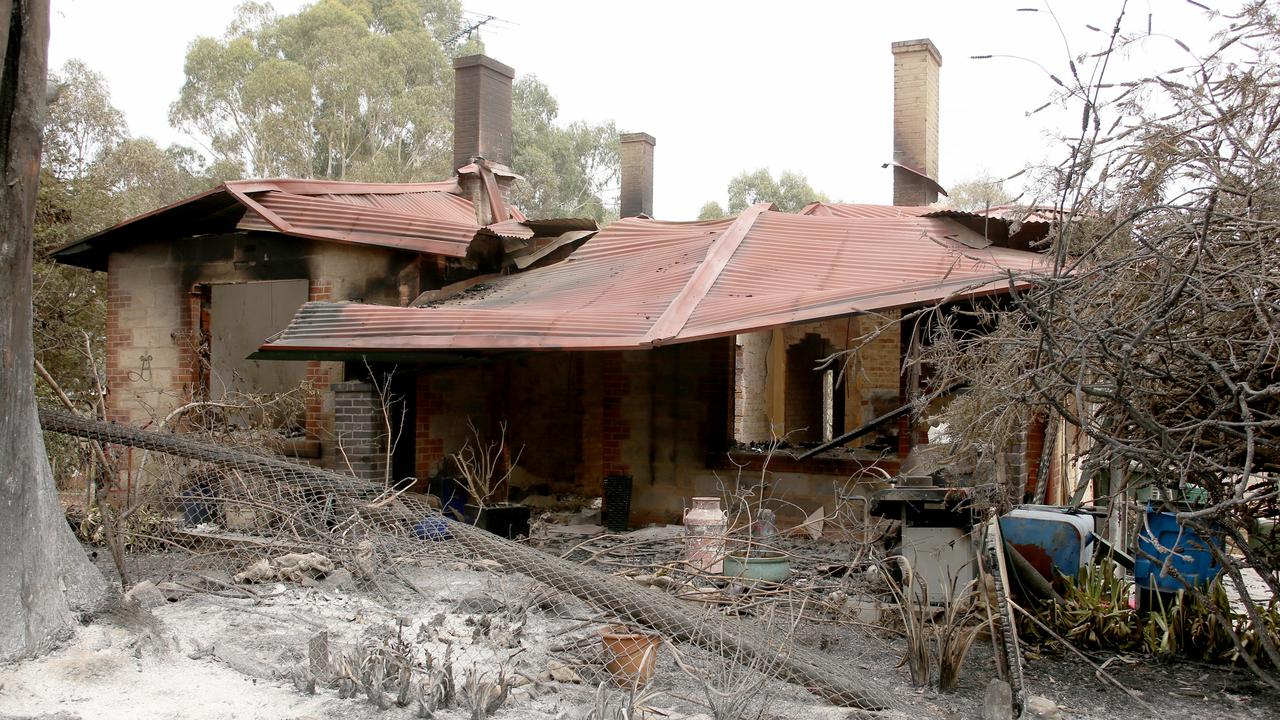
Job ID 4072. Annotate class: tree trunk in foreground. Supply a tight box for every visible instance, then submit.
[0,0,105,663]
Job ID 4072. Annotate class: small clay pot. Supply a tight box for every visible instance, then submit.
[599,625,661,687]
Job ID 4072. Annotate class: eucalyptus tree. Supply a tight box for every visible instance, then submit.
[171,1,621,221]
[2,0,107,663]
[699,168,829,219]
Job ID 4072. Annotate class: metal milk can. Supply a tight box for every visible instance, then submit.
[683,496,727,573]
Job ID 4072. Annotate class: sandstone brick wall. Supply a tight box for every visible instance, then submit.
[104,232,419,473]
[105,244,189,427]
[733,313,902,447]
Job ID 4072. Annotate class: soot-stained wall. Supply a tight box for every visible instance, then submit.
[106,231,421,470]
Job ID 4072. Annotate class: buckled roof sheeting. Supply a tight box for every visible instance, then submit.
[51,177,541,269]
[257,205,1046,356]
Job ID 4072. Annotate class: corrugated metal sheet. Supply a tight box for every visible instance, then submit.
[927,204,1060,224]
[232,189,479,256]
[800,202,934,219]
[54,176,566,266]
[258,208,1045,356]
[804,203,1061,225]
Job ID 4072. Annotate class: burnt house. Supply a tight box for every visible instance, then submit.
[55,40,1057,525]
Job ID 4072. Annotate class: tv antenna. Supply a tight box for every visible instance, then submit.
[447,11,514,46]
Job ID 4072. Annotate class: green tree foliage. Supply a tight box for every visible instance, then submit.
[171,0,464,180]
[171,1,619,220]
[700,168,829,219]
[697,201,727,220]
[35,61,224,414]
[510,75,618,222]
[943,175,1015,212]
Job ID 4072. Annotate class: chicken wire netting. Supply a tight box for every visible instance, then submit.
[41,407,906,714]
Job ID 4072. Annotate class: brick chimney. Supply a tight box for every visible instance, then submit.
[891,38,942,206]
[619,132,656,217]
[453,55,515,172]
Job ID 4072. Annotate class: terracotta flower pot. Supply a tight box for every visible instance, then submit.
[600,625,661,687]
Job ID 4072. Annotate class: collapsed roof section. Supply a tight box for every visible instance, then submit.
[50,177,595,271]
[254,204,1047,359]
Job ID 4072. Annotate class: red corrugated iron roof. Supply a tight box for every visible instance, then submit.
[927,204,1061,224]
[804,202,1062,226]
[256,205,1046,356]
[231,186,480,256]
[51,177,550,270]
[800,202,935,218]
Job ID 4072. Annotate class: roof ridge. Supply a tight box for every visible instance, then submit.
[226,178,461,195]
[642,202,771,346]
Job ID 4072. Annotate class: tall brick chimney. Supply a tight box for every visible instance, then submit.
[891,38,942,206]
[452,55,515,172]
[619,132,656,217]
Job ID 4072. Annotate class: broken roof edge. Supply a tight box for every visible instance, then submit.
[231,177,462,194]
[255,330,656,356]
[225,185,476,258]
[53,176,469,256]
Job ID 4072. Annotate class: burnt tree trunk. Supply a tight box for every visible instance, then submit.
[0,0,105,662]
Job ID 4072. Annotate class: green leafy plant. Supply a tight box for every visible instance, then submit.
[1023,565,1279,671]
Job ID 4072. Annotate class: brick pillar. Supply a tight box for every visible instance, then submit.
[173,290,205,402]
[104,266,131,423]
[332,381,388,483]
[1024,413,1048,500]
[891,38,942,206]
[619,132,656,217]
[415,373,445,479]
[601,352,631,477]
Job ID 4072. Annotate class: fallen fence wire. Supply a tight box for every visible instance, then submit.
[40,406,899,711]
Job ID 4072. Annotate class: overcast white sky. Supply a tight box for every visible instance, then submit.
[49,1,1218,220]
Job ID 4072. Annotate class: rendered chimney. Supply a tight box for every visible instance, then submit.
[891,38,942,206]
[452,54,515,172]
[619,132,656,217]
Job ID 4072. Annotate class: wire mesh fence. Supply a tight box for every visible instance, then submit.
[41,406,907,714]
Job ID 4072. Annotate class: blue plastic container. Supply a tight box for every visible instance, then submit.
[413,516,451,541]
[1000,506,1096,582]
[1134,504,1223,592]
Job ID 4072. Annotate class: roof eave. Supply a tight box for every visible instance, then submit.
[49,184,236,270]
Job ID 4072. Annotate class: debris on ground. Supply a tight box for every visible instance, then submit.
[233,552,336,584]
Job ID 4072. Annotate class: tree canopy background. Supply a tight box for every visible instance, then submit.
[698,168,828,219]
[167,0,619,219]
